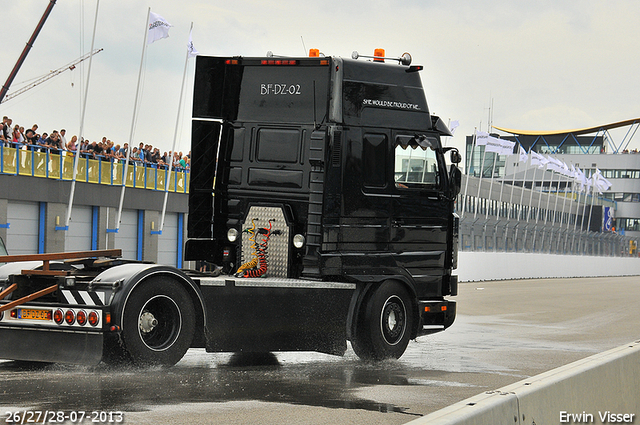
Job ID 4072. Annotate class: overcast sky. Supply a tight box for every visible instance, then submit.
[2,0,639,158]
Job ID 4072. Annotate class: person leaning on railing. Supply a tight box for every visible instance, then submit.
[66,135,77,155]
[24,129,38,149]
[37,132,49,152]
[44,131,62,155]
[0,120,189,177]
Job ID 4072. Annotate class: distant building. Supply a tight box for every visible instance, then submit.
[465,121,640,239]
[465,134,605,179]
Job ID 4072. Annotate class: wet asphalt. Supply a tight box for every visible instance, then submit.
[1,276,639,424]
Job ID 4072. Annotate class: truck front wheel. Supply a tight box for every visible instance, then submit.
[351,281,414,360]
[120,278,195,366]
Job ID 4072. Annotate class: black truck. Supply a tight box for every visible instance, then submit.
[0,51,461,365]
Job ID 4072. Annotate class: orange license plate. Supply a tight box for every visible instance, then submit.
[18,308,52,321]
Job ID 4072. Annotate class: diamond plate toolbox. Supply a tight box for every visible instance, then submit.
[240,206,290,278]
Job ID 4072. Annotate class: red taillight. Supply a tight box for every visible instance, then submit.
[77,310,87,326]
[53,309,64,324]
[88,311,99,327]
[64,310,75,325]
[10,309,17,318]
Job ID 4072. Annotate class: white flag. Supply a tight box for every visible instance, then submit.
[573,166,587,192]
[530,151,548,169]
[559,161,572,177]
[585,171,594,192]
[594,168,612,193]
[449,120,460,135]
[484,136,515,156]
[187,29,199,57]
[475,131,489,146]
[148,12,172,44]
[545,155,565,173]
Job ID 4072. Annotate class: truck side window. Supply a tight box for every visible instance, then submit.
[363,134,388,188]
[394,135,440,188]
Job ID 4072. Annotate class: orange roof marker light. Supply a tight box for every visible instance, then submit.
[373,48,385,62]
[351,50,412,66]
[309,48,320,57]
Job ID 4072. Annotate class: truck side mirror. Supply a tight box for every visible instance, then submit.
[450,150,462,164]
[449,165,462,197]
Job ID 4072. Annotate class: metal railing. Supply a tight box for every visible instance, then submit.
[0,144,189,193]
[458,175,636,257]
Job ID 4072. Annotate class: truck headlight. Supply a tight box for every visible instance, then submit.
[227,228,239,242]
[293,234,305,248]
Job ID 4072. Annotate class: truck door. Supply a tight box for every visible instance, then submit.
[391,134,449,294]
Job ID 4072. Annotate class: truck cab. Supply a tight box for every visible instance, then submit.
[186,52,461,359]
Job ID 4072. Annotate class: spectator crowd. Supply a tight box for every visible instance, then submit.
[0,116,191,171]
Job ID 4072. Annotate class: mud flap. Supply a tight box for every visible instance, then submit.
[0,327,103,365]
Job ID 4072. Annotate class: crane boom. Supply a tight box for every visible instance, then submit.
[0,0,57,104]
[1,48,103,104]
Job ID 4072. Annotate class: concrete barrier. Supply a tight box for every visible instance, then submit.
[458,252,640,281]
[407,340,640,425]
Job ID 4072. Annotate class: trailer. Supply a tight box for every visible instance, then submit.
[0,50,461,365]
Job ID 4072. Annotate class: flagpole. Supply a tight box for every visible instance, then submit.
[532,163,550,251]
[571,168,585,252]
[579,172,591,232]
[507,149,520,215]
[526,157,540,223]
[587,174,598,234]
[116,7,151,231]
[65,0,100,228]
[578,171,592,253]
[574,173,585,232]
[564,167,578,251]
[460,130,476,219]
[555,169,568,251]
[505,146,526,249]
[549,165,565,251]
[496,153,510,220]
[559,169,570,229]
[539,168,556,251]
[474,141,487,221]
[159,22,193,234]
[552,172,562,225]
[543,170,556,226]
[520,156,532,221]
[584,175,598,254]
[484,152,498,221]
[567,169,578,231]
[535,167,547,224]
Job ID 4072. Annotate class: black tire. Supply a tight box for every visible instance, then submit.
[351,281,414,360]
[119,278,195,366]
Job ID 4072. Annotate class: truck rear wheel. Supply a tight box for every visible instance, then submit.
[351,281,414,360]
[120,278,195,366]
